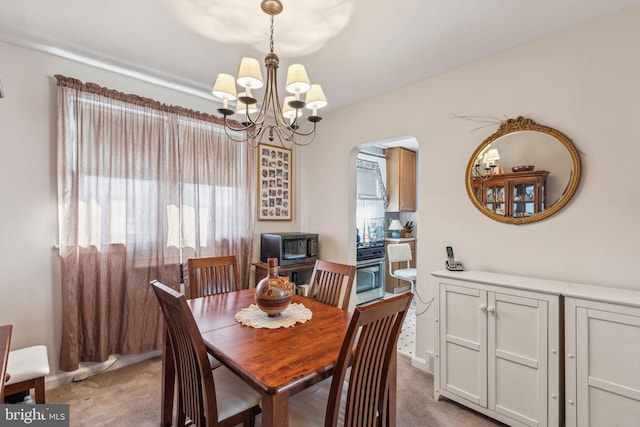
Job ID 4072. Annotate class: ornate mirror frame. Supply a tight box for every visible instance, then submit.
[465,116,582,225]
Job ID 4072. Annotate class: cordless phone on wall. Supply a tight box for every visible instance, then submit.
[445,246,464,271]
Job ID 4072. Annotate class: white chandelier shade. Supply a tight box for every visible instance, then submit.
[210,0,327,148]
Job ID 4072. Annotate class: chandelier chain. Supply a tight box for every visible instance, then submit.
[269,15,275,54]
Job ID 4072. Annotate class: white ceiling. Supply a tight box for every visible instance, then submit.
[2,0,640,114]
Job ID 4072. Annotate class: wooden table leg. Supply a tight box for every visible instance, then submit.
[161,330,175,427]
[261,392,289,427]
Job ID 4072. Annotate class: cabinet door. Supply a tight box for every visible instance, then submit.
[439,283,488,407]
[398,148,416,211]
[488,292,548,426]
[575,307,640,426]
[484,182,506,215]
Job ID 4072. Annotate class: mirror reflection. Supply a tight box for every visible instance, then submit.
[466,117,581,224]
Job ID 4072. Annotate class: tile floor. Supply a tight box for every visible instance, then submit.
[397,296,416,356]
[359,292,417,357]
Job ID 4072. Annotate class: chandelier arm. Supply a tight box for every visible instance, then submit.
[268,126,296,149]
[222,115,258,133]
[274,123,318,147]
[220,126,251,144]
[289,122,318,138]
[213,0,324,149]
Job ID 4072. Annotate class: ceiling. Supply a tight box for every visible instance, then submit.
[2,0,640,114]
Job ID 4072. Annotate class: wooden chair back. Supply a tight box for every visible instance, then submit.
[0,324,12,403]
[151,281,220,426]
[186,255,241,299]
[308,260,357,310]
[327,292,412,427]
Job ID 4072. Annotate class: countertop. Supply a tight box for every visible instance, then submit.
[385,237,415,242]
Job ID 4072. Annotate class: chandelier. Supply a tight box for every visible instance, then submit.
[472,148,501,181]
[211,0,327,148]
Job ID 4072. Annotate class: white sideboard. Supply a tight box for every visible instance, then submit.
[563,284,640,427]
[432,270,640,427]
[432,270,565,427]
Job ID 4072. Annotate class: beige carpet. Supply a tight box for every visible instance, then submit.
[46,354,504,426]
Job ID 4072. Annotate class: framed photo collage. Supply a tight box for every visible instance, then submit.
[258,144,292,220]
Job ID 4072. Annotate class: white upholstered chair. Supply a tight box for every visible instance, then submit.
[4,345,50,404]
[387,243,417,293]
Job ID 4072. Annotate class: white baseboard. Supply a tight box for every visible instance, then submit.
[411,351,435,374]
[411,355,428,372]
[45,350,161,390]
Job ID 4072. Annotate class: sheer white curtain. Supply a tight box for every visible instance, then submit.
[178,117,256,286]
[56,76,255,371]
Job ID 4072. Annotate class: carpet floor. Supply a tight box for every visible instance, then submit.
[46,353,504,426]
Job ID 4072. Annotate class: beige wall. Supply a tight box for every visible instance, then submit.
[0,39,301,381]
[299,7,640,368]
[1,6,639,382]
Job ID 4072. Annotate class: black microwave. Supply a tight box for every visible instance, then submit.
[260,232,318,266]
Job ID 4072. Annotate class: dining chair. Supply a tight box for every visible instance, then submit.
[4,344,50,404]
[185,255,242,299]
[307,259,357,310]
[163,255,241,426]
[387,243,417,293]
[289,292,413,427]
[185,255,240,369]
[151,280,261,427]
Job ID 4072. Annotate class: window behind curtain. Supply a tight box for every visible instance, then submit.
[56,75,256,371]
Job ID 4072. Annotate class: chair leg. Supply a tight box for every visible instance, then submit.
[161,330,175,427]
[4,378,44,404]
[33,376,46,404]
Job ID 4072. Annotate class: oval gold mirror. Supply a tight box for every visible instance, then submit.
[465,116,582,224]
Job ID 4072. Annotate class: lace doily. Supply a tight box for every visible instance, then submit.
[235,303,312,329]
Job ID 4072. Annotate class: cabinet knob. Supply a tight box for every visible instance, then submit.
[551,349,556,354]
[479,304,487,311]
[551,394,557,399]
[487,305,495,313]
[568,353,574,359]
[568,400,574,405]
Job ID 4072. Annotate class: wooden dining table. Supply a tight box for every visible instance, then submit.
[161,288,351,427]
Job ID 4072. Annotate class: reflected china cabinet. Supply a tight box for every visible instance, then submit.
[472,170,548,218]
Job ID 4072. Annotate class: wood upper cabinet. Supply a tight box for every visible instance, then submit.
[385,147,416,212]
[472,170,548,218]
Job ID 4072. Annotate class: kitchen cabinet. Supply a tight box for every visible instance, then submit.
[472,170,548,218]
[563,284,640,427]
[385,147,416,212]
[384,238,415,293]
[433,270,564,427]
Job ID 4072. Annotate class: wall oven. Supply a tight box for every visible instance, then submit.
[355,244,386,305]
